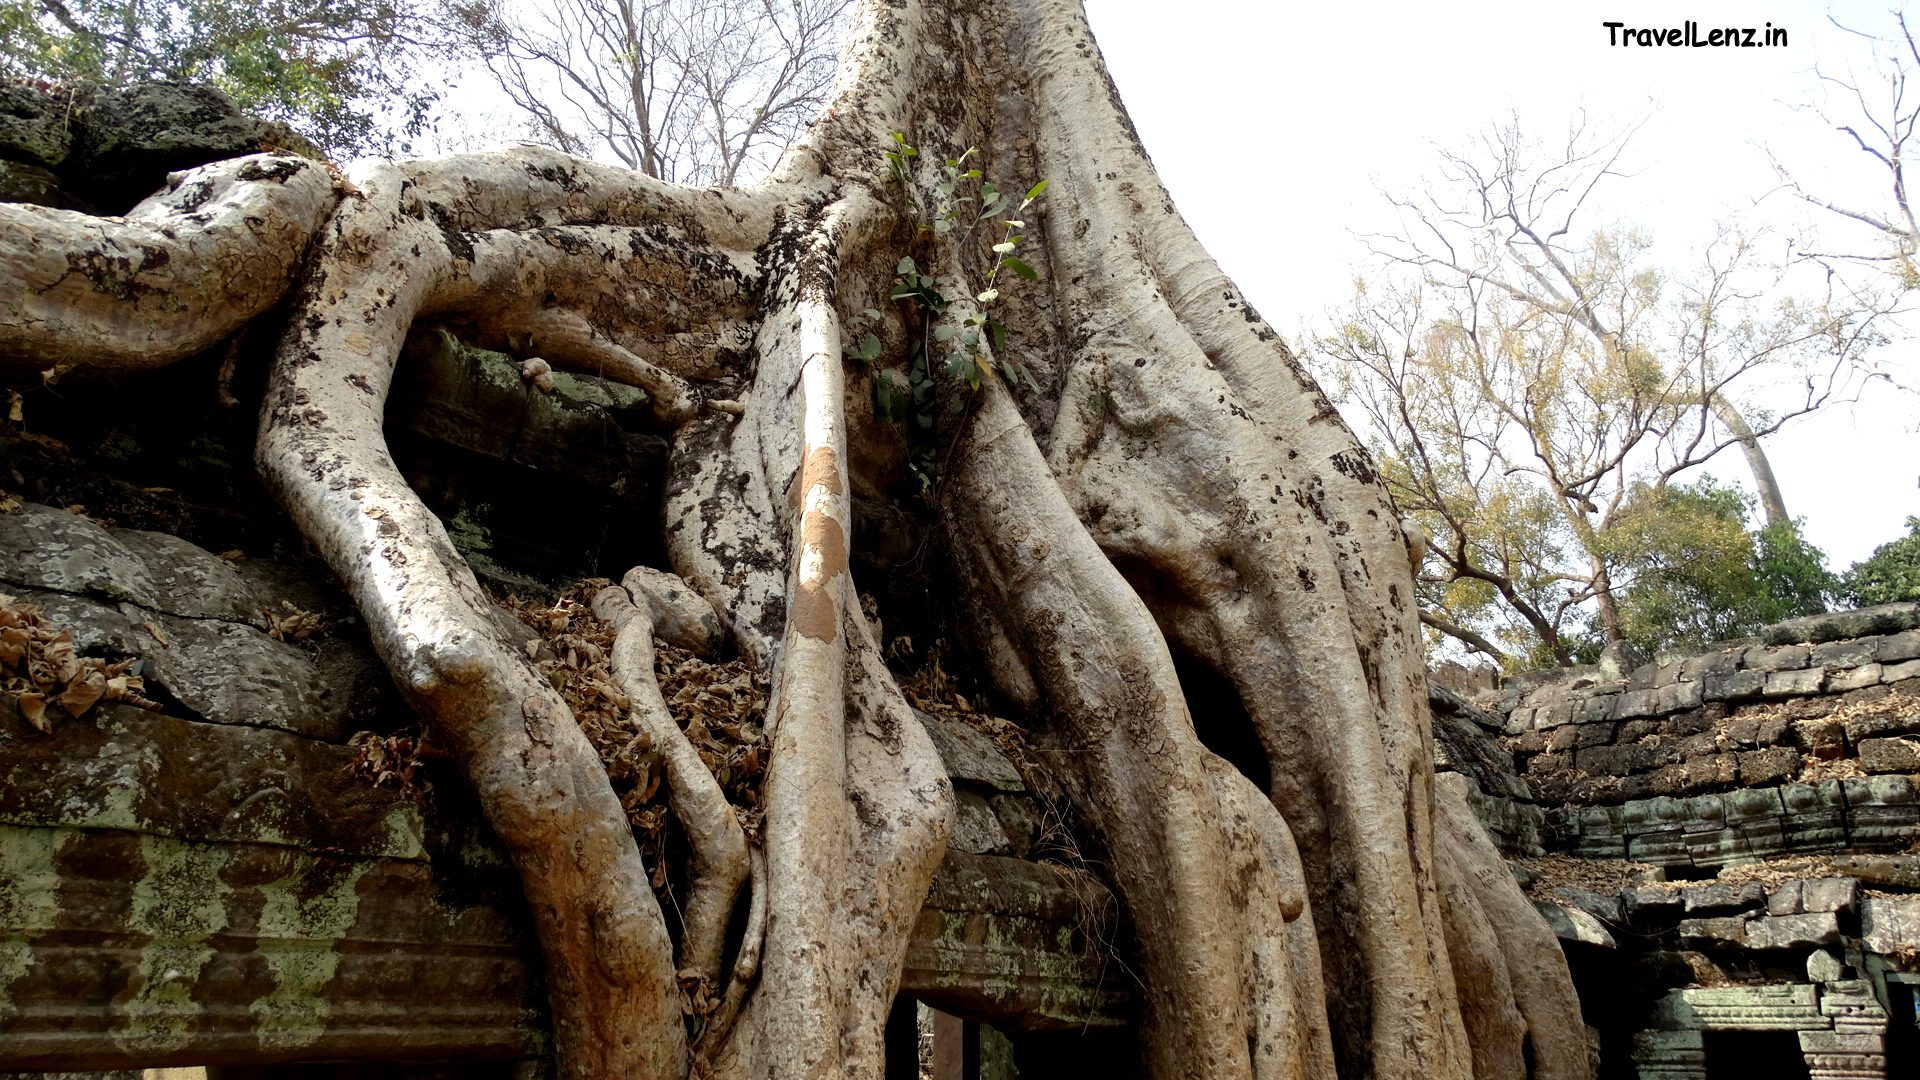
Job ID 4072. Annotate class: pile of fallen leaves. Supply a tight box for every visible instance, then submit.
[0,594,160,731]
[897,637,1038,774]
[263,601,328,644]
[504,581,772,858]
[1514,853,1665,900]
[346,729,436,800]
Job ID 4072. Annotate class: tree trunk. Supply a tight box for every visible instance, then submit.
[0,0,1590,1076]
[1708,393,1790,528]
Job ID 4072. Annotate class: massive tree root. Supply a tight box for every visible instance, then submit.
[4,0,1591,1076]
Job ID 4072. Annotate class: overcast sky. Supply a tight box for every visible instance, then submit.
[1087,0,1920,569]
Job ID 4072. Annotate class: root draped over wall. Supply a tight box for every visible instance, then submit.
[0,0,1589,1076]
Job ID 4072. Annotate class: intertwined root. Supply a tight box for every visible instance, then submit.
[591,579,751,993]
[0,153,336,377]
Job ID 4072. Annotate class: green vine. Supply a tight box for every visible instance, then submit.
[863,133,1048,492]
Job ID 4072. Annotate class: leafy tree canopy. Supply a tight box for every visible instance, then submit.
[1846,516,1920,606]
[1605,479,1835,658]
[0,0,443,157]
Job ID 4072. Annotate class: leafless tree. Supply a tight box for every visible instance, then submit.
[1773,11,1920,281]
[1323,116,1890,658]
[447,0,851,185]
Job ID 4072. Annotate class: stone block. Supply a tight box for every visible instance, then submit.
[1876,628,1920,663]
[1747,644,1812,672]
[1846,773,1919,805]
[1618,717,1663,742]
[1857,736,1920,774]
[1806,948,1846,982]
[1614,687,1659,719]
[1627,830,1692,867]
[1756,708,1796,745]
[1725,785,1787,823]
[918,711,1026,792]
[1765,603,1920,644]
[1684,792,1727,830]
[1829,853,1920,889]
[1800,877,1860,915]
[1632,1027,1705,1079]
[1842,699,1920,741]
[1682,880,1765,915]
[1828,664,1884,692]
[1574,695,1616,724]
[1673,705,1726,735]
[1686,825,1781,869]
[1765,668,1826,698]
[1745,911,1842,950]
[1570,832,1630,860]
[1861,895,1920,955]
[1812,639,1879,669]
[1883,657,1920,683]
[1668,983,1824,1030]
[1782,782,1849,852]
[1657,680,1706,714]
[1706,670,1766,701]
[1678,916,1747,947]
[1739,747,1799,786]
[1722,715,1761,745]
[1552,885,1625,926]
[1575,744,1634,777]
[1681,648,1743,681]
[1546,725,1580,753]
[950,790,1012,855]
[1503,729,1547,755]
[1817,980,1887,1032]
[1798,1028,1886,1079]
[1767,879,1803,916]
[1528,752,1572,777]
[1625,885,1686,922]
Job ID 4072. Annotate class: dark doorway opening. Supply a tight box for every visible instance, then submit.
[1702,1029,1811,1080]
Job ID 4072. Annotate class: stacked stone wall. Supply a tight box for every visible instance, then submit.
[1483,605,1920,873]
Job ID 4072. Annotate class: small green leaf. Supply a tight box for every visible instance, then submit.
[933,325,955,342]
[1000,256,1038,281]
[991,241,1016,253]
[857,332,882,362]
[862,308,881,323]
[976,287,1000,303]
[896,256,917,275]
[1023,178,1050,202]
[986,318,1008,351]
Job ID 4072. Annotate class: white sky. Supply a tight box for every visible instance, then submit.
[1087,0,1920,569]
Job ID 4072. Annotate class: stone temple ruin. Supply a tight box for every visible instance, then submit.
[2,80,1919,1080]
[1438,604,1920,1079]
